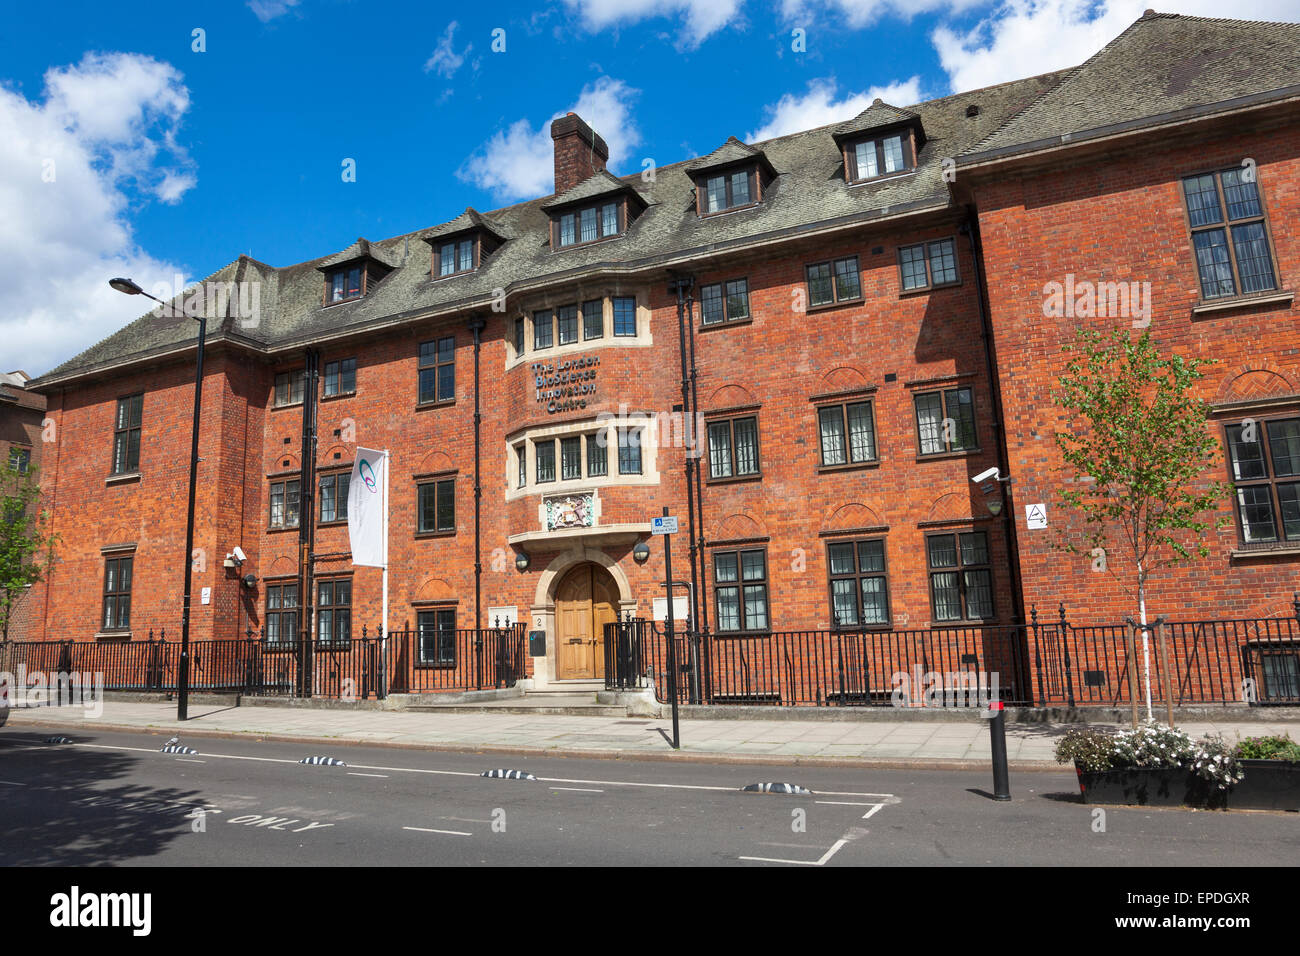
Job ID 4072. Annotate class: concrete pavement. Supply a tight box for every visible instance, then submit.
[6,699,1297,769]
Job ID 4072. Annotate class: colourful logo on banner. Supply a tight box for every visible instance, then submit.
[359,458,378,492]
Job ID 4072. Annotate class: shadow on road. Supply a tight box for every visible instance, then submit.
[0,731,206,866]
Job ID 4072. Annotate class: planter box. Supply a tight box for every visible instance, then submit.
[1230,760,1300,811]
[1076,761,1300,810]
[1075,765,1225,809]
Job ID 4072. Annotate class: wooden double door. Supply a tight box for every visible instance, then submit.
[555,563,619,680]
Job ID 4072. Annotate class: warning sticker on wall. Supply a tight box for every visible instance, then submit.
[1026,504,1048,530]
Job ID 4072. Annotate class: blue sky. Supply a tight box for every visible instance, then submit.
[4,0,1299,375]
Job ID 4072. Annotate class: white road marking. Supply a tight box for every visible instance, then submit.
[551,787,604,793]
[347,772,388,778]
[176,758,206,764]
[0,780,28,786]
[54,741,898,800]
[816,800,875,806]
[741,839,850,867]
[861,803,885,820]
[403,826,471,837]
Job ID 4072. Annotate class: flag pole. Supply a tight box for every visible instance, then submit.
[382,448,390,667]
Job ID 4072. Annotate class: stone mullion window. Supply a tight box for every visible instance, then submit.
[817,401,876,466]
[713,549,770,633]
[706,416,760,479]
[926,531,993,622]
[112,393,143,474]
[316,578,352,646]
[265,582,299,644]
[914,387,977,455]
[806,256,861,308]
[102,555,133,632]
[1225,417,1300,546]
[418,337,455,404]
[417,607,457,666]
[827,539,890,628]
[269,479,301,530]
[1183,168,1278,300]
[417,478,456,533]
[323,358,356,397]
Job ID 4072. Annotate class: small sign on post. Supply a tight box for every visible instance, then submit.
[651,515,678,535]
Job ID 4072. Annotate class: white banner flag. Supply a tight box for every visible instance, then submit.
[348,447,388,567]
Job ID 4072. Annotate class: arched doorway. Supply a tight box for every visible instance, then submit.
[554,563,619,680]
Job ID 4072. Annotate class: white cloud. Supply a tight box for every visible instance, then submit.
[248,0,301,23]
[782,0,984,28]
[933,0,1300,93]
[458,76,642,201]
[563,0,744,47]
[747,76,925,141]
[425,21,472,77]
[0,52,194,376]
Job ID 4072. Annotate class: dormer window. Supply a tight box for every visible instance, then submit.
[557,201,622,248]
[329,266,362,303]
[847,133,913,182]
[437,238,476,278]
[423,208,507,280]
[318,238,395,307]
[704,168,755,214]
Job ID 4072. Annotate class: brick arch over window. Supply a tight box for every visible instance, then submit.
[1215,367,1297,404]
[707,384,757,409]
[820,366,869,393]
[413,577,455,603]
[823,502,882,531]
[711,512,766,542]
[267,555,296,577]
[1253,597,1299,622]
[320,443,351,462]
[417,450,455,474]
[926,492,973,523]
[272,452,300,472]
[106,526,132,544]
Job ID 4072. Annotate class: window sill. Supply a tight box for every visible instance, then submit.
[263,641,299,652]
[929,618,997,628]
[415,530,457,539]
[415,399,456,411]
[848,169,915,188]
[698,317,753,333]
[320,392,357,403]
[94,632,131,641]
[266,525,301,534]
[900,280,962,299]
[806,297,864,315]
[699,201,761,220]
[1192,291,1293,316]
[1230,545,1300,560]
[105,472,141,486]
[915,448,981,462]
[321,296,364,308]
[414,662,459,670]
[271,403,304,412]
[318,520,348,529]
[830,623,894,633]
[712,630,773,639]
[817,460,881,474]
[706,472,762,486]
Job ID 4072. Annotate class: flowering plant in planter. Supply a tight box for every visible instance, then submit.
[1233,734,1300,762]
[1055,721,1243,790]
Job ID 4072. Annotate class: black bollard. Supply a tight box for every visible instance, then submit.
[985,700,1011,801]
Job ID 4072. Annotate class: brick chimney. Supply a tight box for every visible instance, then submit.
[551,112,609,195]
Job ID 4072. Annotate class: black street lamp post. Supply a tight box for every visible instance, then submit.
[110,278,205,721]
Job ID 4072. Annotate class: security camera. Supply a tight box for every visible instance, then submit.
[231,546,247,564]
[972,467,1001,484]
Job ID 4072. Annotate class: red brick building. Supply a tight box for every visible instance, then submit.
[22,12,1300,696]
[1,370,48,640]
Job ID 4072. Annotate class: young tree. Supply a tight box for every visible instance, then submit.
[1053,327,1229,716]
[0,464,59,641]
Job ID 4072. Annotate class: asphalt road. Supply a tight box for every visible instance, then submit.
[0,727,1296,867]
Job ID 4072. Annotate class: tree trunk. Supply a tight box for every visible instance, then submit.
[1138,567,1152,722]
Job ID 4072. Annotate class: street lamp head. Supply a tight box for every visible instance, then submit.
[515,549,530,572]
[109,277,144,296]
[633,540,650,565]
